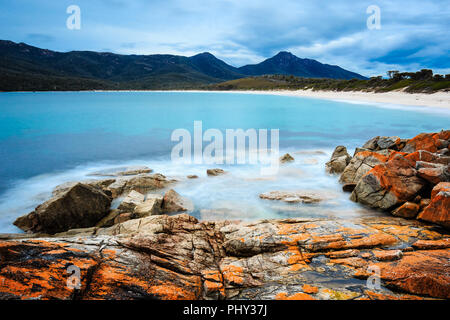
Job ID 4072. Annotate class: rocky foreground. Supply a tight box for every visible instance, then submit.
[0,131,449,300]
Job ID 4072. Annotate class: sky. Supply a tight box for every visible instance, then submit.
[0,0,449,77]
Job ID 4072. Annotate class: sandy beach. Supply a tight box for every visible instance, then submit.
[179,89,450,110]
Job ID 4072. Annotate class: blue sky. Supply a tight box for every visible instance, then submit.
[0,0,449,77]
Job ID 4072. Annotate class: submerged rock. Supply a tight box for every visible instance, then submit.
[207,168,226,176]
[88,166,152,177]
[259,190,330,203]
[14,183,112,234]
[279,153,294,163]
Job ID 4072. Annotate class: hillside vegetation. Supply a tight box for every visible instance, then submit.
[206,71,450,93]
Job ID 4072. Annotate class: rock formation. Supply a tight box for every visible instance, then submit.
[329,130,449,229]
[325,146,351,174]
[1,214,448,300]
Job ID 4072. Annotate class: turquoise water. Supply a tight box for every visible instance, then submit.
[0,91,449,232]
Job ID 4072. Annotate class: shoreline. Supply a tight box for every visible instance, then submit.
[176,89,450,110]
[4,89,449,110]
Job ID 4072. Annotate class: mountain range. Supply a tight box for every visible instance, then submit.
[0,40,366,91]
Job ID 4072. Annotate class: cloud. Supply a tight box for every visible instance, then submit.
[0,0,448,76]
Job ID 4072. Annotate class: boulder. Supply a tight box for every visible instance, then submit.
[134,194,163,217]
[362,136,404,151]
[401,131,448,153]
[416,162,450,185]
[377,136,401,150]
[162,189,194,213]
[117,190,145,212]
[106,173,171,198]
[325,146,351,174]
[339,151,389,184]
[279,153,294,163]
[350,154,426,210]
[14,183,112,234]
[417,182,450,229]
[391,202,420,219]
[52,179,115,197]
[187,175,198,179]
[207,168,226,176]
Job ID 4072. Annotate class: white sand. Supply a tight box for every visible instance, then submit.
[178,89,449,110]
[259,89,450,110]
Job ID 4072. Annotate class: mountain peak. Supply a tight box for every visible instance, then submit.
[191,52,215,59]
[274,51,295,57]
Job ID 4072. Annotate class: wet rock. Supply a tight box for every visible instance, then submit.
[279,153,294,163]
[391,202,420,219]
[350,154,425,210]
[207,169,226,176]
[14,183,112,234]
[117,190,145,212]
[162,189,194,213]
[417,182,450,229]
[89,166,152,177]
[259,190,328,203]
[187,175,198,179]
[325,146,351,174]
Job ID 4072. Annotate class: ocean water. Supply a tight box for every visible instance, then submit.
[0,91,449,233]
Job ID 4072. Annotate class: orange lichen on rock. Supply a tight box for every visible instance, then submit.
[375,249,450,299]
[275,292,315,300]
[403,132,442,153]
[412,238,450,250]
[221,265,244,286]
[302,284,319,294]
[417,182,450,229]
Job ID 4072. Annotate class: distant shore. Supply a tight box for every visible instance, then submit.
[176,89,450,110]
